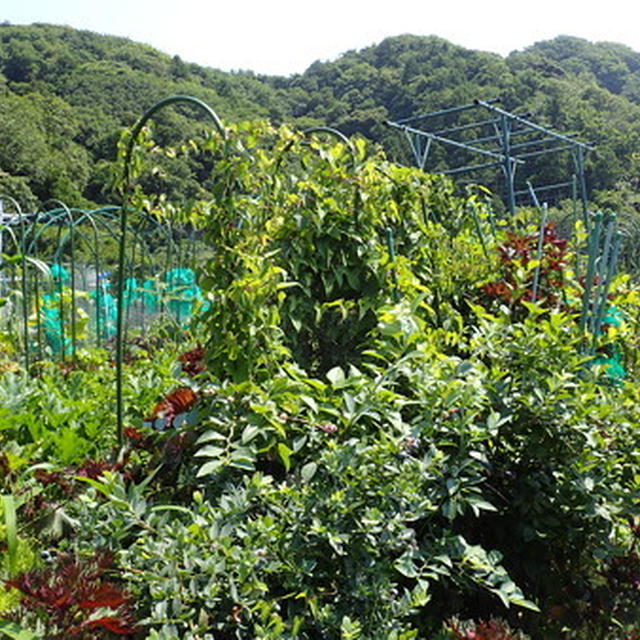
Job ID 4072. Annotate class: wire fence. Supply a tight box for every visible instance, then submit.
[0,200,208,368]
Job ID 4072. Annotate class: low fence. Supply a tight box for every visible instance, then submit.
[0,201,208,367]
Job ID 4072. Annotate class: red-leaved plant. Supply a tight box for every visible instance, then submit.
[3,550,138,639]
[178,344,206,377]
[144,386,198,430]
[449,618,528,640]
[480,223,569,315]
[21,458,131,528]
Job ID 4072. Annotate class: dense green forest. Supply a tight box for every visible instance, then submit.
[1,23,640,212]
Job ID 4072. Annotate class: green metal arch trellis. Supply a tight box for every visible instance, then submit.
[116,95,227,445]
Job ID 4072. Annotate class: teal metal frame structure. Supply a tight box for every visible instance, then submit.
[386,98,594,218]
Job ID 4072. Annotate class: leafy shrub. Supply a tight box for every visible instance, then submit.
[3,121,640,639]
[196,123,494,379]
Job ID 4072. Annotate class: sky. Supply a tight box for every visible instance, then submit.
[3,0,640,77]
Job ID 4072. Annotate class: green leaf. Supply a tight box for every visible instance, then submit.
[410,579,432,607]
[150,504,194,516]
[326,366,345,386]
[340,615,362,640]
[230,446,256,470]
[0,620,41,639]
[277,442,292,472]
[301,461,317,482]
[196,459,225,477]
[442,499,459,520]
[195,429,227,445]
[241,424,261,444]
[1,495,18,575]
[292,435,307,453]
[300,394,318,413]
[343,392,356,417]
[194,445,225,458]
[467,496,498,516]
[394,552,419,578]
[455,360,473,376]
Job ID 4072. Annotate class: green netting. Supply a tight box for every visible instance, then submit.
[50,262,70,285]
[602,305,623,329]
[123,277,140,308]
[0,203,210,367]
[90,274,117,342]
[40,263,72,356]
[594,304,626,385]
[163,267,210,327]
[140,278,159,314]
[41,292,70,356]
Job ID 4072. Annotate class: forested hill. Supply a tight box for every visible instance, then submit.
[1,23,640,211]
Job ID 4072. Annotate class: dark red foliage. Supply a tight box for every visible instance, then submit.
[178,344,206,377]
[24,458,131,527]
[605,550,640,593]
[120,335,161,365]
[123,426,144,442]
[76,614,138,634]
[57,361,79,376]
[34,458,124,494]
[75,458,124,480]
[481,280,512,301]
[122,426,160,454]
[4,551,137,639]
[34,468,75,495]
[1,452,14,490]
[449,618,523,640]
[481,223,570,314]
[0,452,9,476]
[146,386,198,429]
[77,582,130,609]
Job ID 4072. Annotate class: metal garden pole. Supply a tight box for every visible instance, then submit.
[579,212,603,336]
[531,203,549,302]
[500,114,516,216]
[589,213,616,334]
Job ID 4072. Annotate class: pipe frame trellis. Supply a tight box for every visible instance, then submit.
[27,201,80,361]
[386,98,594,216]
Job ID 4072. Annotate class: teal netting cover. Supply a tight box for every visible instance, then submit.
[40,264,210,353]
[123,277,140,308]
[140,278,159,314]
[50,263,70,284]
[90,274,117,341]
[163,268,210,326]
[41,263,71,355]
[594,304,626,384]
[42,292,70,355]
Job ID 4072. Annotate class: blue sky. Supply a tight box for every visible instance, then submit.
[3,0,639,76]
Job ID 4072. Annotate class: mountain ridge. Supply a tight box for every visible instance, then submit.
[1,23,639,211]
